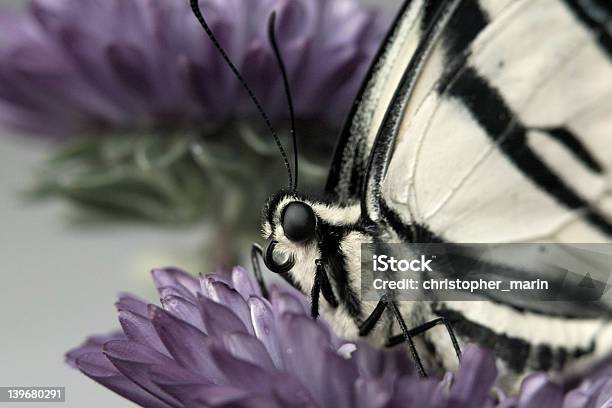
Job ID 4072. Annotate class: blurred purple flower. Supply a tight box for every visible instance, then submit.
[66,267,612,407]
[0,0,387,137]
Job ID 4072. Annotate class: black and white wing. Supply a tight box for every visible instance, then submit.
[380,0,612,375]
[328,0,612,375]
[379,0,612,244]
[326,0,454,202]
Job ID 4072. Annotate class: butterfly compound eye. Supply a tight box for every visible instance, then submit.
[281,201,316,243]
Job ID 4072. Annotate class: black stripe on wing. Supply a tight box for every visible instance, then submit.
[433,305,596,372]
[563,0,612,58]
[540,127,604,174]
[443,1,488,58]
[448,67,612,237]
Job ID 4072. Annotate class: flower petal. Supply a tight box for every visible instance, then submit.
[148,363,213,405]
[270,288,309,316]
[117,310,169,356]
[269,372,317,408]
[214,395,285,408]
[223,332,275,371]
[198,293,249,336]
[115,293,150,317]
[106,43,151,97]
[248,296,282,368]
[66,333,123,368]
[151,268,200,301]
[206,279,254,334]
[517,373,563,408]
[182,385,255,407]
[149,305,225,384]
[353,378,391,408]
[449,344,497,406]
[210,345,274,392]
[277,314,333,403]
[160,294,205,331]
[388,377,444,408]
[232,266,261,300]
[103,340,181,407]
[76,352,173,408]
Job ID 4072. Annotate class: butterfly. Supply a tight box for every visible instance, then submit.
[191,0,612,388]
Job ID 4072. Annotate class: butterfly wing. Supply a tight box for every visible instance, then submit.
[381,0,612,244]
[345,0,612,374]
[325,0,456,202]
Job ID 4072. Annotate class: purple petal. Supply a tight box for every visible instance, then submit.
[223,332,275,371]
[388,376,444,408]
[151,268,200,301]
[210,345,274,392]
[106,43,151,97]
[177,384,253,407]
[269,372,317,407]
[248,296,282,368]
[319,350,359,408]
[277,314,332,401]
[353,378,391,408]
[117,310,169,357]
[214,395,284,408]
[148,363,212,405]
[517,374,563,408]
[160,294,204,331]
[66,333,123,368]
[270,288,309,316]
[591,378,612,408]
[450,344,497,406]
[76,352,172,408]
[115,293,150,317]
[198,294,249,336]
[206,279,254,334]
[103,339,174,365]
[103,340,181,407]
[57,26,130,115]
[231,266,261,300]
[149,305,226,384]
[353,342,414,379]
[202,271,232,286]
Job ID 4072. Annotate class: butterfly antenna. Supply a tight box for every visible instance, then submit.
[268,11,298,191]
[189,0,293,189]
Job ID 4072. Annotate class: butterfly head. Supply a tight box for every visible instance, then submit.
[261,192,322,275]
[261,191,364,296]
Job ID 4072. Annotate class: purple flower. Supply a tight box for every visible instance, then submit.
[67,266,612,407]
[0,0,387,137]
[2,0,390,244]
[66,267,418,407]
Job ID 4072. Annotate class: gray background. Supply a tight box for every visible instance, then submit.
[0,0,401,407]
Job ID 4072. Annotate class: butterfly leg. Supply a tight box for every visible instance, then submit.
[357,294,427,377]
[251,243,270,299]
[310,260,339,318]
[386,317,462,362]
